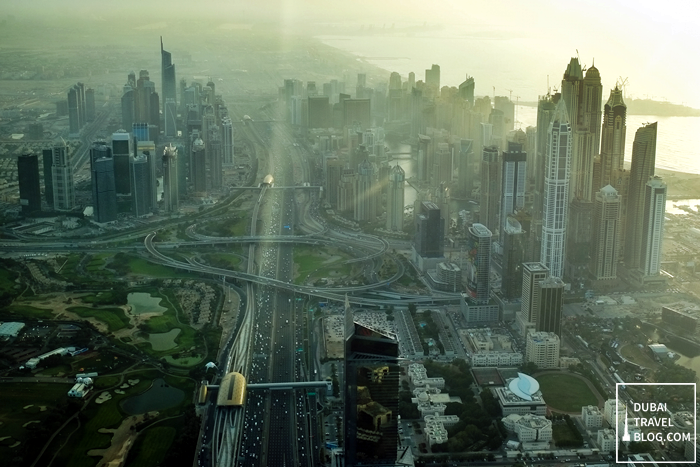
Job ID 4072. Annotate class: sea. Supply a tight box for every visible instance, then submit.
[317,34,700,176]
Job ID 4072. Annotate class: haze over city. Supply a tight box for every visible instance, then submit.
[1,2,700,467]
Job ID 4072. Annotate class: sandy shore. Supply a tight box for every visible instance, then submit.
[654,167,700,199]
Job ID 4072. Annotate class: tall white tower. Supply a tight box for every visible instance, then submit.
[540,99,572,279]
[385,164,405,231]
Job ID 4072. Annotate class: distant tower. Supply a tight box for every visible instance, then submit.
[597,86,627,190]
[385,164,405,231]
[540,99,572,279]
[191,135,207,193]
[354,159,376,222]
[90,142,117,223]
[501,141,527,231]
[337,168,357,214]
[51,141,75,211]
[17,153,41,214]
[160,37,177,128]
[425,64,440,98]
[640,176,667,278]
[85,88,95,122]
[162,144,179,213]
[465,223,492,305]
[538,277,565,337]
[221,116,234,166]
[459,75,475,106]
[590,185,621,280]
[625,123,658,271]
[111,130,131,195]
[67,87,80,136]
[480,145,500,236]
[121,84,135,131]
[457,139,476,198]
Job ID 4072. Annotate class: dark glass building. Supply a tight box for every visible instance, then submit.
[18,153,41,214]
[111,131,132,195]
[344,298,400,466]
[414,201,444,258]
[90,142,117,223]
[42,148,54,207]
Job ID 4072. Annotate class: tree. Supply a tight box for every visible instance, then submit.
[408,302,417,313]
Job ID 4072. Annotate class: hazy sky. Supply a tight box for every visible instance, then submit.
[3,0,699,107]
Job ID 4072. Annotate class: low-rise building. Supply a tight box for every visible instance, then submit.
[471,351,523,367]
[25,347,68,369]
[525,331,560,369]
[68,382,90,398]
[582,405,603,428]
[502,413,552,442]
[0,321,25,338]
[597,427,616,452]
[495,373,547,415]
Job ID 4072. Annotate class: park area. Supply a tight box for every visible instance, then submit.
[535,372,602,413]
[293,244,357,285]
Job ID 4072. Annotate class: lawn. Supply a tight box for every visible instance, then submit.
[128,426,177,467]
[0,266,18,295]
[201,252,243,270]
[0,382,73,451]
[127,257,184,277]
[6,304,55,319]
[136,290,199,359]
[293,245,355,284]
[536,373,599,412]
[66,306,131,333]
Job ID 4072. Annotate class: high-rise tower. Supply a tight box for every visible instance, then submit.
[590,185,621,281]
[501,142,527,231]
[640,176,666,277]
[17,153,41,214]
[540,99,572,279]
[162,144,179,213]
[90,142,117,223]
[51,142,74,211]
[355,159,376,222]
[221,116,234,166]
[111,131,131,195]
[517,262,550,337]
[343,299,399,467]
[131,153,152,217]
[42,149,54,207]
[597,86,627,190]
[480,145,500,236]
[414,201,444,258]
[385,164,405,231]
[625,122,658,271]
[465,223,492,305]
[191,135,207,193]
[160,37,177,134]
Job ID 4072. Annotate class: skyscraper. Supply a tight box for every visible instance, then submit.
[17,153,41,214]
[132,122,149,142]
[90,142,117,223]
[566,63,603,282]
[459,75,475,106]
[540,99,572,279]
[625,123,658,271]
[160,37,177,127]
[590,185,621,281]
[67,87,80,136]
[131,153,152,217]
[532,93,559,262]
[191,136,207,193]
[517,262,550,337]
[343,297,399,467]
[42,148,53,207]
[501,142,527,231]
[597,86,627,190]
[465,223,492,304]
[456,139,476,198]
[85,88,95,122]
[414,201,444,258]
[537,277,565,337]
[162,144,179,213]
[136,141,158,209]
[355,159,376,221]
[480,145,500,236]
[385,164,405,231]
[221,116,234,166]
[111,131,131,195]
[51,142,74,211]
[121,85,135,131]
[425,64,440,98]
[501,216,526,300]
[640,176,667,277]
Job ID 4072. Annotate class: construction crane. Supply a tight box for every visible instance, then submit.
[617,76,629,97]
